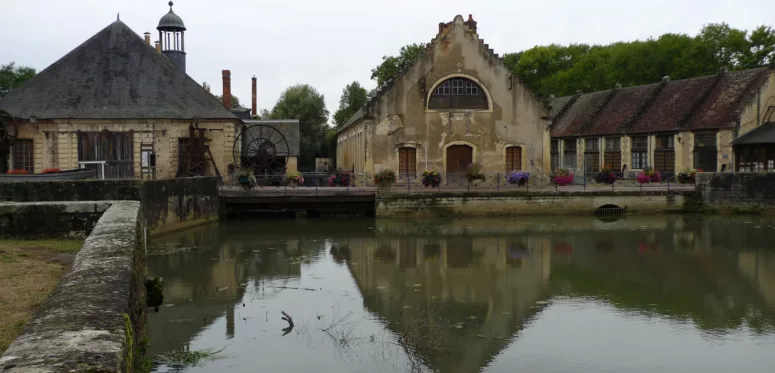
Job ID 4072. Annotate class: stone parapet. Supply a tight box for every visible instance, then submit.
[0,201,146,373]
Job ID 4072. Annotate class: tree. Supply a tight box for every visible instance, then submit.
[332,81,368,128]
[270,84,329,170]
[257,109,271,120]
[0,62,36,98]
[370,43,426,87]
[214,94,241,109]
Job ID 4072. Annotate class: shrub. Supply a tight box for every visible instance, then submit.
[285,171,304,185]
[421,169,441,188]
[465,163,486,182]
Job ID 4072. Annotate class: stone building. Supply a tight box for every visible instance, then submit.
[337,15,550,182]
[548,66,775,176]
[0,3,239,179]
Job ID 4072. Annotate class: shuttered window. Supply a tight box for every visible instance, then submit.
[505,146,522,172]
[398,147,416,178]
[77,132,134,179]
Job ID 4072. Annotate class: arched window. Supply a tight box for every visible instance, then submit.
[428,77,488,110]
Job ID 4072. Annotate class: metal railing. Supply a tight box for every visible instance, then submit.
[220,169,696,194]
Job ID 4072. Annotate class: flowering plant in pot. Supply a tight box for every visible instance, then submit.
[594,167,616,184]
[285,171,304,187]
[507,170,530,186]
[237,168,254,190]
[552,168,574,186]
[327,169,351,187]
[421,169,441,188]
[465,162,486,183]
[373,169,396,192]
[636,167,662,184]
[677,168,697,184]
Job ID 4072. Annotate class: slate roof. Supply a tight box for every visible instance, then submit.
[550,67,773,137]
[731,122,775,145]
[0,20,236,120]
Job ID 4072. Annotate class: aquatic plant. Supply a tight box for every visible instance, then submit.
[157,347,227,367]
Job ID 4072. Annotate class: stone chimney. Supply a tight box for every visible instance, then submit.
[251,76,257,117]
[144,32,151,45]
[222,70,232,109]
[154,41,161,53]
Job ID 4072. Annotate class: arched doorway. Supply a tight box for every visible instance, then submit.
[446,144,473,185]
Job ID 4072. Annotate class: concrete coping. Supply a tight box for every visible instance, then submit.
[0,201,143,373]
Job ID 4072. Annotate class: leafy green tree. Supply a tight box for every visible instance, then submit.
[0,62,36,98]
[214,94,241,109]
[333,81,368,128]
[270,84,329,169]
[370,44,426,87]
[740,25,775,68]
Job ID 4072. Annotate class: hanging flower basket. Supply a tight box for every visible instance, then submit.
[507,170,530,186]
[328,169,351,187]
[552,168,573,186]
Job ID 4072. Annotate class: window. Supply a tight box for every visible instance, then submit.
[694,132,717,171]
[11,139,34,173]
[585,138,600,151]
[654,134,675,172]
[428,77,488,110]
[563,139,577,168]
[506,146,522,172]
[604,137,621,171]
[550,140,559,170]
[631,136,648,169]
[78,132,133,180]
[584,138,600,172]
[435,81,450,95]
[398,147,416,178]
[451,79,464,95]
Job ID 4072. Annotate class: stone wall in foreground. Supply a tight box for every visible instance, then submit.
[0,201,113,238]
[376,190,698,217]
[0,201,146,373]
[0,177,219,235]
[696,172,775,214]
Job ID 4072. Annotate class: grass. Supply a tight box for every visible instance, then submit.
[0,239,83,355]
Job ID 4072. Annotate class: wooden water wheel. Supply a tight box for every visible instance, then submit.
[233,124,290,176]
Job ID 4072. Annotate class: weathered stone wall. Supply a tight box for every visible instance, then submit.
[376,190,696,217]
[696,172,775,213]
[0,177,219,235]
[0,201,113,238]
[0,201,146,373]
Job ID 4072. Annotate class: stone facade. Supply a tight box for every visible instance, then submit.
[11,119,236,179]
[696,172,775,213]
[338,15,549,183]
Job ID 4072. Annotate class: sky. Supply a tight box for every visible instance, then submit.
[2,0,774,125]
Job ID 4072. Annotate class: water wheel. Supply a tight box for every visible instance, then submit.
[233,124,290,176]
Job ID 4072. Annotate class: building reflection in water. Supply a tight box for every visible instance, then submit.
[147,216,775,373]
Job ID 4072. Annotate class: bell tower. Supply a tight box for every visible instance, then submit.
[157,1,187,73]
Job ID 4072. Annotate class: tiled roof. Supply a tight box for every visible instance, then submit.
[550,67,773,137]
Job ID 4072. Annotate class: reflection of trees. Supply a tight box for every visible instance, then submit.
[550,233,775,333]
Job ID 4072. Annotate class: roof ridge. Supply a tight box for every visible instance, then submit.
[622,77,670,133]
[723,68,772,124]
[677,68,727,129]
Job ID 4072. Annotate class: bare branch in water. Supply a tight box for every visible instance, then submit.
[281,310,295,336]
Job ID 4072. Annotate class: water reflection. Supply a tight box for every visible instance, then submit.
[148,216,775,373]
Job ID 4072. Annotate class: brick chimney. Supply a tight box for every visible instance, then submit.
[251,76,257,117]
[144,32,151,45]
[222,70,231,109]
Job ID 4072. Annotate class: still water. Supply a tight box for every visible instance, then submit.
[148,216,775,373]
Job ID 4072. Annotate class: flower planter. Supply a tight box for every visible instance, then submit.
[554,175,574,186]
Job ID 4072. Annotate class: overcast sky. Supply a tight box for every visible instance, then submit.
[2,0,774,124]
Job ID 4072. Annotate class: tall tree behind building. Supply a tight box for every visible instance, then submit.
[270,84,329,170]
[333,81,368,128]
[370,23,775,99]
[0,62,36,98]
[214,94,242,108]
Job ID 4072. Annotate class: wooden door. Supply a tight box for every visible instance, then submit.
[446,145,473,186]
[505,146,522,172]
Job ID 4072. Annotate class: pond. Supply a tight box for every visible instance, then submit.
[147,215,775,373]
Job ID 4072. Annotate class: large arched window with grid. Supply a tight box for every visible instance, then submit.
[428,77,489,110]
